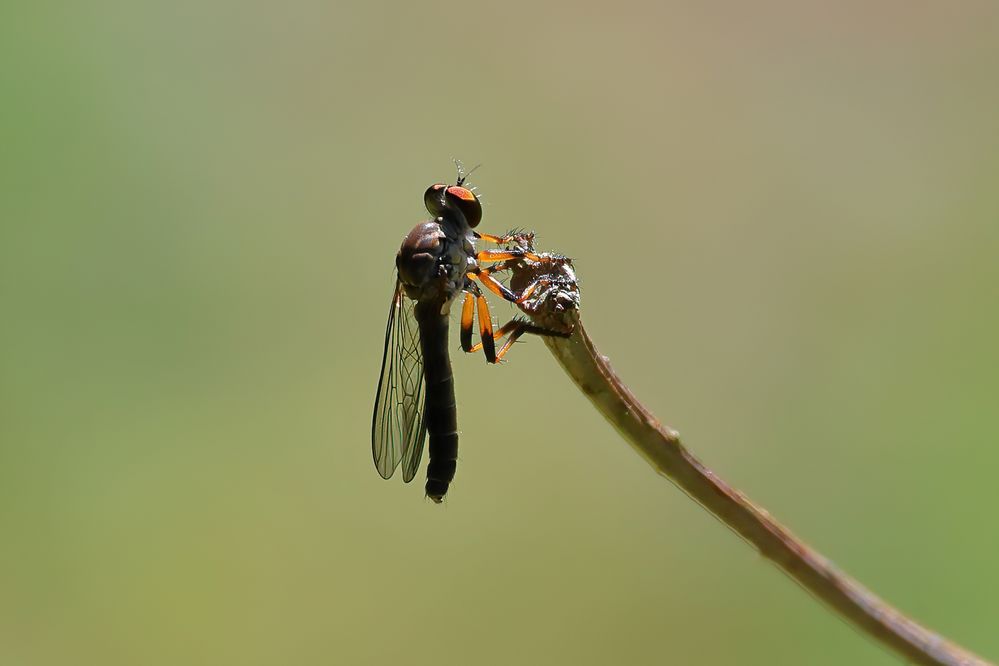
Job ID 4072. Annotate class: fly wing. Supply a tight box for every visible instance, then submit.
[371,278,427,481]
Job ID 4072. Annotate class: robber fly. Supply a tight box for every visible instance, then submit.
[371,163,569,502]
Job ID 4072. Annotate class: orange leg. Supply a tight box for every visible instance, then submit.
[459,291,475,352]
[474,231,535,246]
[462,257,572,363]
[494,323,530,362]
[477,248,542,263]
[477,260,511,278]
[476,294,497,363]
[469,318,521,354]
[467,268,517,303]
[470,316,571,362]
[459,282,503,363]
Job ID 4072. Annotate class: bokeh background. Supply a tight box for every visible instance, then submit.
[3,1,998,664]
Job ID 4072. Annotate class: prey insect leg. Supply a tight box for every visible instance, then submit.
[511,276,555,304]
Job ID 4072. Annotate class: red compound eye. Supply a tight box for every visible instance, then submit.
[443,186,482,228]
[422,181,482,227]
[446,186,476,202]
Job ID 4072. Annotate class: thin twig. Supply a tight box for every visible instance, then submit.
[507,252,991,666]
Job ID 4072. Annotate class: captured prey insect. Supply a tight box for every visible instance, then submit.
[371,164,571,503]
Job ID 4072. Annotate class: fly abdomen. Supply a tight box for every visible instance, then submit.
[425,431,457,502]
[415,300,458,503]
[424,364,457,502]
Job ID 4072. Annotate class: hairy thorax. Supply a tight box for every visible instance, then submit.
[396,218,476,313]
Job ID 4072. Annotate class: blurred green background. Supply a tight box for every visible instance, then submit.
[2,1,998,664]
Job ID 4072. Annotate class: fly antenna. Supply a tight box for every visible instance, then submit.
[462,162,482,183]
[453,158,482,186]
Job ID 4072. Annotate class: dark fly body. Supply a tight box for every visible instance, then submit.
[371,167,572,502]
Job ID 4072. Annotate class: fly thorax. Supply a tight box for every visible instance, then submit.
[440,241,467,289]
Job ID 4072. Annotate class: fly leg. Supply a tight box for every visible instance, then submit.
[474,289,497,363]
[465,296,569,364]
[477,248,543,264]
[468,265,517,303]
[459,279,498,362]
[459,260,515,350]
[472,258,565,305]
[459,289,476,353]
[465,268,572,364]
[475,230,542,264]
[474,230,535,247]
[469,316,572,362]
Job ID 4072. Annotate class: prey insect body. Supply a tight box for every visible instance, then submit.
[371,166,571,502]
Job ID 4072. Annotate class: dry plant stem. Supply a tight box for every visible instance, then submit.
[541,316,989,666]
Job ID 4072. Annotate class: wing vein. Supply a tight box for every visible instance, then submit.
[372,279,428,482]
